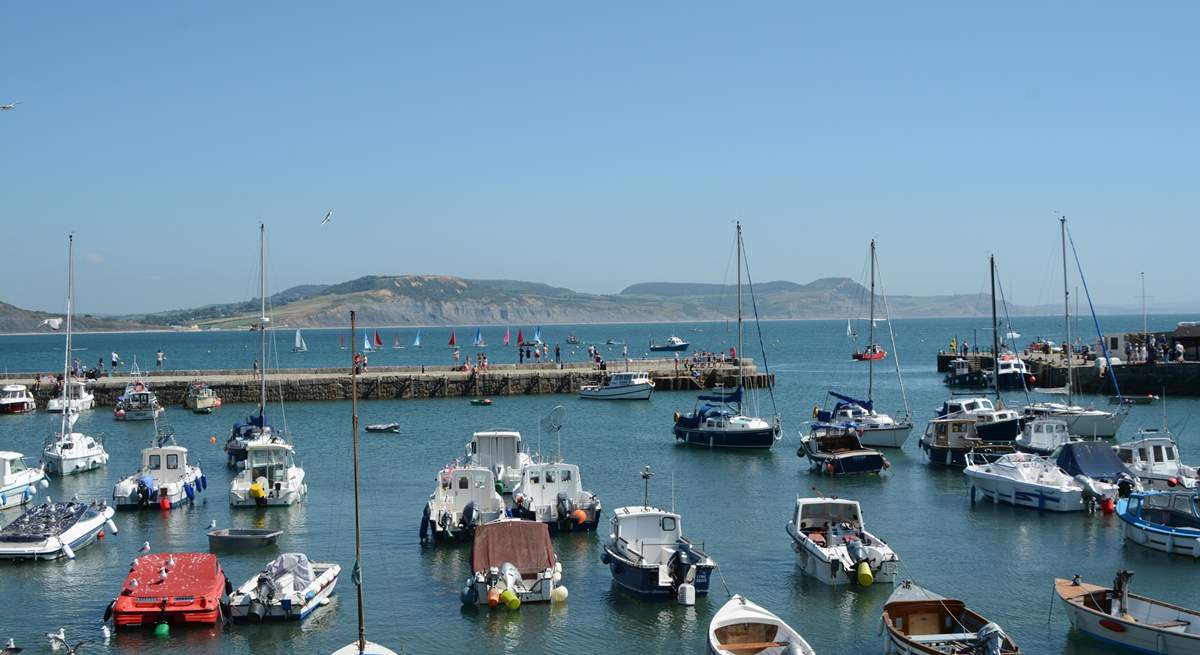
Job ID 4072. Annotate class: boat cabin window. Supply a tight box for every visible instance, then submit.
[167,454,179,470]
[1173,495,1193,514]
[458,476,469,490]
[1165,446,1176,461]
[560,469,572,481]
[1138,448,1149,463]
[545,470,556,483]
[9,457,26,474]
[1145,494,1171,510]
[1118,449,1133,464]
[964,401,979,411]
[469,442,477,454]
[1128,497,1141,515]
[149,454,162,470]
[1153,445,1165,463]
[661,516,676,532]
[529,473,539,484]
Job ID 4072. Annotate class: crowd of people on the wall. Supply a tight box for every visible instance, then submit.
[1124,335,1187,365]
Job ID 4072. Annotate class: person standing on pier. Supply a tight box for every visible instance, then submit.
[156,349,165,368]
[97,357,104,377]
[519,347,524,364]
[253,358,260,378]
[111,351,120,373]
[554,344,560,364]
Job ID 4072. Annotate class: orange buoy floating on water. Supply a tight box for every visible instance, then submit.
[159,496,171,511]
[572,509,587,525]
[210,435,217,444]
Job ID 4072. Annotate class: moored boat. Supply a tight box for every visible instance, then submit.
[578,371,655,400]
[511,461,602,532]
[112,426,207,511]
[813,392,912,449]
[936,397,1023,441]
[964,452,1085,512]
[365,423,400,433]
[113,378,164,421]
[0,499,117,560]
[0,384,35,414]
[229,553,339,622]
[882,580,1020,654]
[674,386,780,449]
[785,496,899,586]
[1054,441,1138,506]
[1013,418,1074,456]
[42,409,108,476]
[1118,491,1200,557]
[228,439,307,507]
[708,594,816,655]
[1055,570,1200,652]
[207,527,283,551]
[419,466,506,544]
[107,553,230,628]
[184,381,222,413]
[0,452,47,510]
[1116,428,1198,491]
[649,335,689,352]
[919,416,1016,468]
[46,379,94,414]
[463,430,533,493]
[798,423,888,475]
[461,519,565,608]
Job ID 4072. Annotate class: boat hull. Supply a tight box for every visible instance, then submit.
[920,440,1014,468]
[649,344,688,352]
[601,548,713,598]
[114,407,164,421]
[0,401,35,414]
[674,425,778,449]
[857,424,913,449]
[1058,582,1200,654]
[965,469,1085,512]
[1122,521,1200,558]
[0,506,115,560]
[43,451,108,477]
[788,535,898,586]
[802,450,886,475]
[46,398,94,413]
[578,383,654,400]
[229,567,339,622]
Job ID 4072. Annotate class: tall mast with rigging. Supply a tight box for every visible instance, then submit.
[259,223,269,413]
[736,221,743,415]
[868,239,877,400]
[59,234,74,437]
[1061,217,1073,406]
[350,311,366,653]
[990,255,1000,401]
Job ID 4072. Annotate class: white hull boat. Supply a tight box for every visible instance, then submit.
[229,439,307,507]
[1118,491,1200,558]
[1117,430,1199,491]
[579,372,655,400]
[229,553,339,622]
[46,381,94,413]
[0,384,36,414]
[420,466,506,544]
[512,461,602,532]
[708,594,815,655]
[1056,571,1200,653]
[43,409,108,477]
[462,519,564,608]
[0,500,117,560]
[112,433,207,511]
[1024,402,1126,438]
[0,452,47,510]
[1014,418,1074,456]
[785,497,899,586]
[464,430,533,494]
[964,452,1086,512]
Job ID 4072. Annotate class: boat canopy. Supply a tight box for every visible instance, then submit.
[261,553,315,592]
[816,391,873,422]
[698,386,742,404]
[471,520,555,576]
[1055,441,1134,481]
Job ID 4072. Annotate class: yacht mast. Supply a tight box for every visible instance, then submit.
[868,239,876,400]
[350,310,367,653]
[1141,271,1148,347]
[736,221,743,414]
[990,254,999,401]
[1061,216,1073,405]
[60,234,74,438]
[259,223,268,412]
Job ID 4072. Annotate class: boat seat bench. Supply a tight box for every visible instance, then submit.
[1150,619,1190,629]
[908,632,978,644]
[717,642,786,651]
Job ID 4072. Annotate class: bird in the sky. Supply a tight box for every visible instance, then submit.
[321,210,333,225]
[38,318,63,330]
[0,102,21,111]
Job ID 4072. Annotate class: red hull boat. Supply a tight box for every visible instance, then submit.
[109,553,230,628]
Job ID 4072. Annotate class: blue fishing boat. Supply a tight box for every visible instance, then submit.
[649,335,689,352]
[1118,491,1200,557]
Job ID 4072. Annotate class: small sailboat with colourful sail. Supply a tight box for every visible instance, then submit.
[363,333,373,352]
[392,334,402,350]
[293,329,308,353]
[448,329,457,348]
[516,329,524,346]
[473,328,487,348]
[503,326,511,346]
[373,330,383,350]
[413,330,422,348]
[340,334,346,350]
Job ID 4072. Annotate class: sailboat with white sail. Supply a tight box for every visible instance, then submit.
[363,333,373,352]
[1023,218,1127,437]
[43,234,109,476]
[672,222,781,449]
[813,239,912,448]
[293,329,308,353]
[412,330,422,348]
[332,312,399,655]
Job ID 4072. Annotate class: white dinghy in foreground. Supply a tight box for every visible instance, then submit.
[1055,570,1200,653]
[708,594,815,655]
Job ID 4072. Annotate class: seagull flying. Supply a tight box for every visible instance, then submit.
[38,318,63,330]
[46,629,65,650]
[0,102,21,111]
[321,210,333,225]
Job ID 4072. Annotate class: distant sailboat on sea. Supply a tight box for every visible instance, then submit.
[293,329,308,353]
[503,326,511,347]
[516,329,524,346]
[448,329,457,348]
[846,320,857,338]
[392,334,402,350]
[413,330,422,348]
[374,330,383,350]
[531,327,542,344]
[340,334,346,350]
[363,333,372,352]
[473,328,487,348]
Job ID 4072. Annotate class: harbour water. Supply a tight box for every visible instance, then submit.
[1,315,1198,654]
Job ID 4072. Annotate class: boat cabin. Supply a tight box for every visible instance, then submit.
[1,452,33,484]
[1117,434,1184,473]
[1022,419,1070,449]
[807,425,867,452]
[609,372,651,386]
[61,380,88,400]
[1125,492,1200,529]
[466,431,525,471]
[791,498,863,546]
[610,507,684,566]
[518,462,583,504]
[240,442,296,484]
[924,417,980,448]
[434,467,503,510]
[996,358,1029,376]
[940,398,997,416]
[1,385,33,401]
[140,444,192,483]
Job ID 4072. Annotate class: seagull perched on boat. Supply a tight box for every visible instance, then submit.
[320,210,333,225]
[3,637,22,654]
[207,519,217,530]
[38,318,63,330]
[138,541,150,553]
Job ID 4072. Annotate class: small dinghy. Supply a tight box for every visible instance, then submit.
[107,553,231,628]
[882,580,1020,654]
[470,398,493,406]
[365,423,400,433]
[461,519,566,609]
[1118,491,1200,557]
[0,500,117,561]
[708,594,816,655]
[207,527,283,551]
[1055,570,1200,653]
[229,552,340,622]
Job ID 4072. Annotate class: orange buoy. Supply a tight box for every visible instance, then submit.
[210,435,217,444]
[572,509,587,525]
[487,588,501,607]
[159,496,171,511]
[97,530,105,540]
[1101,498,1116,514]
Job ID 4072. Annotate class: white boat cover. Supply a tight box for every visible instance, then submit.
[263,553,315,592]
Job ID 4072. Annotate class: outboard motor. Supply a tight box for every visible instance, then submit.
[247,575,273,622]
[419,505,431,544]
[461,501,478,528]
[136,481,151,506]
[556,492,574,521]
[1117,477,1135,498]
[845,539,875,586]
[975,622,1005,655]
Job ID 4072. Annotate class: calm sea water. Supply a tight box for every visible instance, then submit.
[1,315,1198,654]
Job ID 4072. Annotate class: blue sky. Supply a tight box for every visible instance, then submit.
[2,3,1196,314]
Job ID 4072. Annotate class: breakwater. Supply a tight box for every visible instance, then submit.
[11,358,772,407]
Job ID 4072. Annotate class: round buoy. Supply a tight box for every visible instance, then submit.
[97,530,105,540]
[572,509,587,525]
[1101,498,1116,514]
[154,622,170,637]
[551,586,568,603]
[210,436,217,444]
[159,496,171,511]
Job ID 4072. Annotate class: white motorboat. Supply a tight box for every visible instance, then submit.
[46,380,94,413]
[112,428,207,510]
[113,377,164,421]
[578,371,655,400]
[1118,491,1200,557]
[708,594,816,655]
[461,519,565,608]
[1055,571,1200,653]
[0,384,35,414]
[1014,417,1074,456]
[964,452,1086,512]
[1024,401,1126,438]
[883,581,1020,654]
[0,500,117,561]
[229,553,339,622]
[419,466,506,544]
[784,496,899,586]
[0,452,47,510]
[463,430,533,494]
[184,381,222,413]
[229,439,307,507]
[1117,428,1198,490]
[512,461,602,532]
[43,409,109,476]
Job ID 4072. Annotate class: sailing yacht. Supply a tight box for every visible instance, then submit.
[673,222,781,449]
[293,329,308,353]
[332,311,399,655]
[1022,218,1127,438]
[813,240,913,448]
[412,330,422,348]
[43,234,109,476]
[225,224,307,507]
[473,327,487,348]
[45,239,94,416]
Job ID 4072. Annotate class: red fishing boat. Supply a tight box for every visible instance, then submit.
[107,553,231,628]
[852,344,886,361]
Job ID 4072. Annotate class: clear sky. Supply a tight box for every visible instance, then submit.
[2,3,1196,315]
